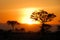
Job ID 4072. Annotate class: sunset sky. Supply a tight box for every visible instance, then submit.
[0,0,60,24]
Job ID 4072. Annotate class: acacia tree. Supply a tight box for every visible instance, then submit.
[31,10,56,33]
[31,10,56,23]
[7,21,20,31]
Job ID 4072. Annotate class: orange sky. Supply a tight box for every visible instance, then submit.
[0,0,60,24]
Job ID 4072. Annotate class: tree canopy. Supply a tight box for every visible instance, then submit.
[7,21,20,31]
[31,10,56,23]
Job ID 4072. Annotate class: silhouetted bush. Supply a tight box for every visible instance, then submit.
[57,25,60,31]
[20,28,25,32]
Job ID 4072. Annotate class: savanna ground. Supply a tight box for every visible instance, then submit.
[0,27,60,40]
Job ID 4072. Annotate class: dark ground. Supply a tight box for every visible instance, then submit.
[0,30,60,40]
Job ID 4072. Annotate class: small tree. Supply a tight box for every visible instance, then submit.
[57,25,60,31]
[7,21,20,31]
[31,10,56,33]
[20,28,25,32]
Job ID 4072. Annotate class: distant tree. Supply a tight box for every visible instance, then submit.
[31,10,56,33]
[7,21,20,31]
[57,25,60,31]
[20,28,25,32]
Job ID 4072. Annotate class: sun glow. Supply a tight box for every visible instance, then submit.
[18,8,40,24]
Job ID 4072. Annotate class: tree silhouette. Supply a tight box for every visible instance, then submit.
[20,28,25,32]
[31,10,56,33]
[31,10,56,23]
[57,25,60,31]
[7,21,20,31]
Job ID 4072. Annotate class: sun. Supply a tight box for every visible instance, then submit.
[18,8,40,24]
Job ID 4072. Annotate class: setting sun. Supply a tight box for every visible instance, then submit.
[18,8,40,24]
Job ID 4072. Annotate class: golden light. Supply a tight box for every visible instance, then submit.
[18,8,40,24]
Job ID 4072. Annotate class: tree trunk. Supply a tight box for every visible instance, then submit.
[12,25,15,31]
[41,22,51,34]
[40,22,46,35]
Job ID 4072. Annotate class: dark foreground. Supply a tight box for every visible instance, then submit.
[0,31,60,40]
